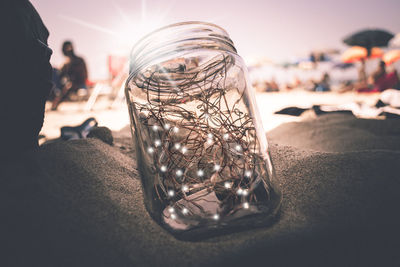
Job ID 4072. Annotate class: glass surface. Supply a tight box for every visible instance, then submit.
[126,21,281,240]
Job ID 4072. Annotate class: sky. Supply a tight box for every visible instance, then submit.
[31,0,400,80]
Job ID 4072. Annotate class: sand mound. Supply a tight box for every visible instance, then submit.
[2,114,400,266]
[268,113,400,152]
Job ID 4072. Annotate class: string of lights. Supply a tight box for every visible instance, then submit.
[127,53,273,225]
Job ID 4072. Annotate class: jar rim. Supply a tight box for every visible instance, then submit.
[127,21,236,80]
[137,21,230,41]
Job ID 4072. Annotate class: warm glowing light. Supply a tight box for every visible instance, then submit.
[197,169,204,177]
[176,169,183,177]
[164,123,171,130]
[243,202,249,209]
[223,133,230,140]
[182,208,189,215]
[237,188,244,195]
[245,170,252,177]
[168,190,175,197]
[181,146,188,154]
[173,126,179,133]
[174,143,181,150]
[171,213,177,220]
[154,139,161,147]
[235,144,242,151]
[59,1,170,70]
[147,147,154,154]
[213,214,220,220]
[152,125,159,131]
[160,165,167,172]
[224,182,232,189]
[182,184,189,192]
[214,164,221,171]
[168,207,175,213]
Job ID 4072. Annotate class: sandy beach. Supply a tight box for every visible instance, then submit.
[40,91,381,140]
[4,0,400,265]
[2,91,400,266]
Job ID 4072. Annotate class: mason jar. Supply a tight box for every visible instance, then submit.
[125,21,281,240]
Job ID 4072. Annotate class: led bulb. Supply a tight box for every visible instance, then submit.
[147,147,154,154]
[212,214,220,220]
[237,188,243,195]
[223,133,229,140]
[168,190,175,197]
[245,170,252,177]
[197,169,204,177]
[171,213,177,220]
[168,207,175,213]
[164,123,171,130]
[182,184,189,192]
[154,139,161,147]
[243,202,249,209]
[181,146,188,154]
[182,208,189,215]
[174,143,181,150]
[235,144,242,151]
[160,165,167,172]
[173,126,179,133]
[224,182,232,189]
[176,169,183,177]
[214,164,221,171]
[152,125,159,131]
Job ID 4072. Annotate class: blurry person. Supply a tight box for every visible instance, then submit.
[369,61,399,92]
[340,59,369,92]
[314,73,331,92]
[51,40,88,110]
[369,60,386,86]
[265,78,279,92]
[358,58,367,85]
[0,0,53,156]
[354,60,399,93]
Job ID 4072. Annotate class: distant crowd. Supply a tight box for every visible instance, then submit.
[253,59,400,94]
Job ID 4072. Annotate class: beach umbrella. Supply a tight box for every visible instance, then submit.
[343,29,394,55]
[383,50,400,65]
[341,46,383,63]
[389,33,400,47]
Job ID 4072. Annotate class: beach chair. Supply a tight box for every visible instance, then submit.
[84,54,128,111]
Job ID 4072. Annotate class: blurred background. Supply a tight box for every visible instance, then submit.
[30,0,400,140]
[32,0,400,79]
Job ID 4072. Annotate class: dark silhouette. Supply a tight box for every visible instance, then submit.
[358,58,367,84]
[313,72,331,92]
[369,61,399,92]
[0,0,53,156]
[51,40,88,110]
[370,60,386,84]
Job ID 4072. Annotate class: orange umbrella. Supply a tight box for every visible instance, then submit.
[341,46,383,63]
[383,50,400,65]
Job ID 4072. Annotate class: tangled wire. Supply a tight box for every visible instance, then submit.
[127,53,272,219]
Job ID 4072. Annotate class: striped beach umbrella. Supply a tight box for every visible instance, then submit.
[341,46,383,63]
[383,50,400,65]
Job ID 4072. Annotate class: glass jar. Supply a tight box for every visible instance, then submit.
[125,21,281,240]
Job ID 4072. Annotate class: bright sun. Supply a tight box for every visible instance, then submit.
[59,0,168,55]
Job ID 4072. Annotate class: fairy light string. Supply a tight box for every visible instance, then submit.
[127,53,271,221]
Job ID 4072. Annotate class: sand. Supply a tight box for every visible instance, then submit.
[2,113,400,266]
[40,91,380,140]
